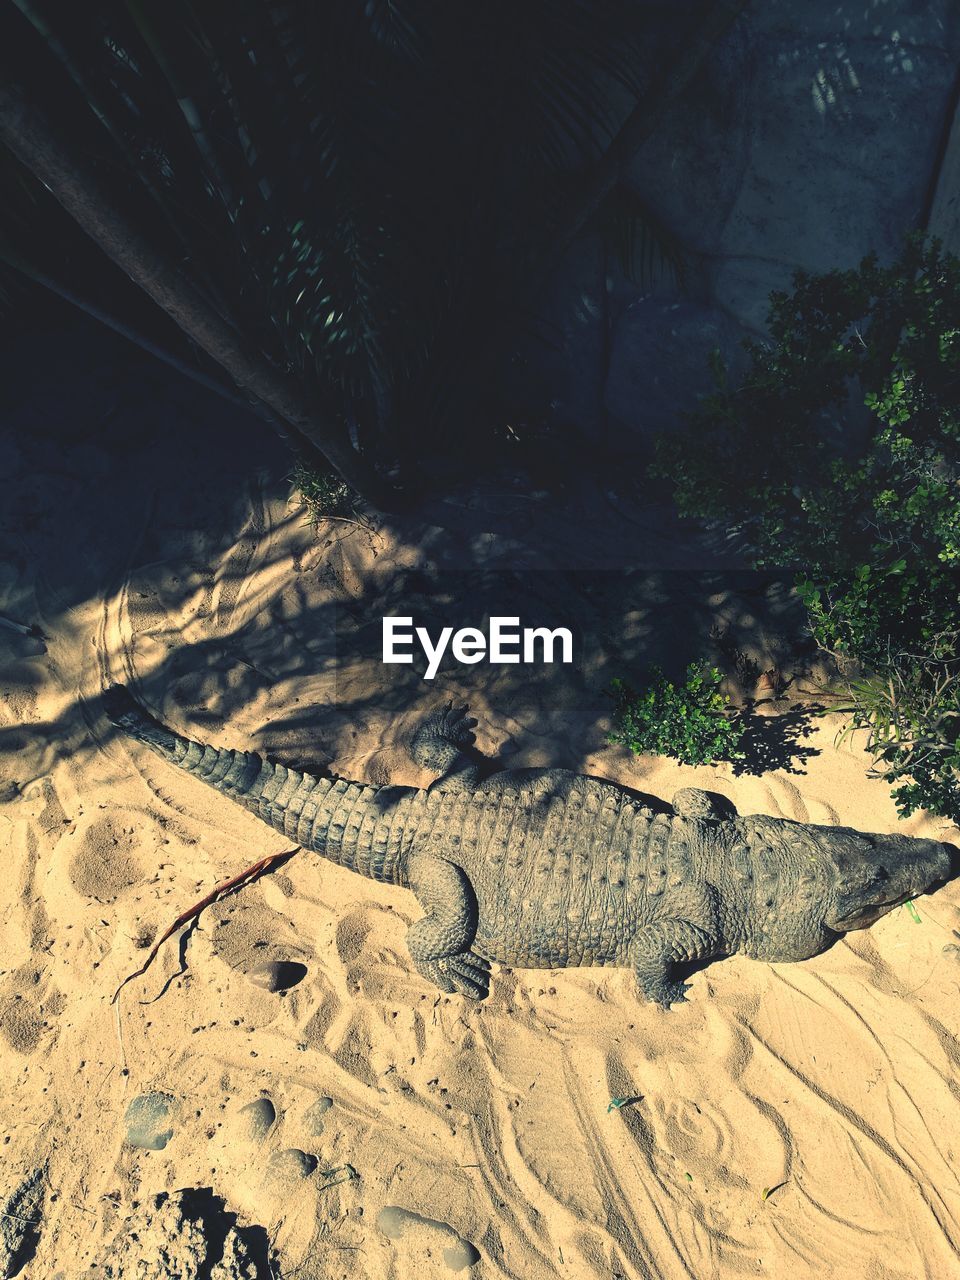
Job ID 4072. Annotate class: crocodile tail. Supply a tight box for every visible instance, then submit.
[103,686,184,759]
[103,686,406,883]
[103,684,265,801]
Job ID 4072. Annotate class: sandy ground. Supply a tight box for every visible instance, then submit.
[2,323,960,1279]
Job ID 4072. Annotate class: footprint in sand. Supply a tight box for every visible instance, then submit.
[67,811,146,902]
[377,1206,480,1273]
[0,965,65,1056]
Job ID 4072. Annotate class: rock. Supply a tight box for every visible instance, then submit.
[377,1205,480,1272]
[90,1188,267,1279]
[303,1095,333,1136]
[0,1167,44,1278]
[443,1238,483,1272]
[265,1149,317,1183]
[124,1091,175,1151]
[236,1098,276,1145]
[247,960,307,992]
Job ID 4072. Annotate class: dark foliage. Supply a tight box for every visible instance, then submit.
[654,234,960,818]
[0,0,699,485]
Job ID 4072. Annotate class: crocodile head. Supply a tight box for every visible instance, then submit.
[821,826,955,933]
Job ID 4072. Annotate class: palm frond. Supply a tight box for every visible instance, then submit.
[596,184,689,291]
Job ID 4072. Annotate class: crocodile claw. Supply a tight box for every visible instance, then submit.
[655,981,691,1010]
[415,950,491,1000]
[442,701,478,749]
[444,950,491,1000]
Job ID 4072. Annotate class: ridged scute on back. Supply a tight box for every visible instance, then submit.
[294,778,416,884]
[454,773,661,968]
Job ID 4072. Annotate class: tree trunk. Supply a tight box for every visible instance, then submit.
[0,75,392,507]
[9,255,255,410]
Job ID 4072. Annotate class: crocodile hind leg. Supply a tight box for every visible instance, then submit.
[631,919,719,1008]
[404,851,491,999]
[410,702,486,790]
[631,888,721,1008]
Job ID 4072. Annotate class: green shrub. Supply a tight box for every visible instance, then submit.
[608,664,745,766]
[652,232,960,817]
[834,656,960,822]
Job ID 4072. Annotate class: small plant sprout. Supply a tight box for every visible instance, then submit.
[291,460,355,523]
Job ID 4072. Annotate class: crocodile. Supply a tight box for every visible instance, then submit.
[103,686,955,1007]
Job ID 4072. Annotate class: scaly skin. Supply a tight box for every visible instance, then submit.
[104,687,956,1008]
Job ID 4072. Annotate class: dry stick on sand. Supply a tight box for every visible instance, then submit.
[111,847,301,1004]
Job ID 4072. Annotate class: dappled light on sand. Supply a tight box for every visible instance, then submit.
[2,329,960,1277]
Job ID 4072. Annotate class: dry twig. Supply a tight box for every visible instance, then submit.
[111,847,301,1004]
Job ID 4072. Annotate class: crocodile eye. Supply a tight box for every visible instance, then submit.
[872,866,890,885]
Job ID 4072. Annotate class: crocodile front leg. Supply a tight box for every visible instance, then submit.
[404,851,490,999]
[410,702,487,791]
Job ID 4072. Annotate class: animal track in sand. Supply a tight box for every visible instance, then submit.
[661,1097,729,1163]
[207,894,305,980]
[210,478,268,632]
[0,963,64,1055]
[299,985,341,1051]
[67,811,147,902]
[333,904,414,998]
[330,1016,380,1090]
[0,992,44,1055]
[334,907,374,964]
[17,776,67,842]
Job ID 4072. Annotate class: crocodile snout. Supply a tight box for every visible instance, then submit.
[937,841,958,885]
[824,830,955,933]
